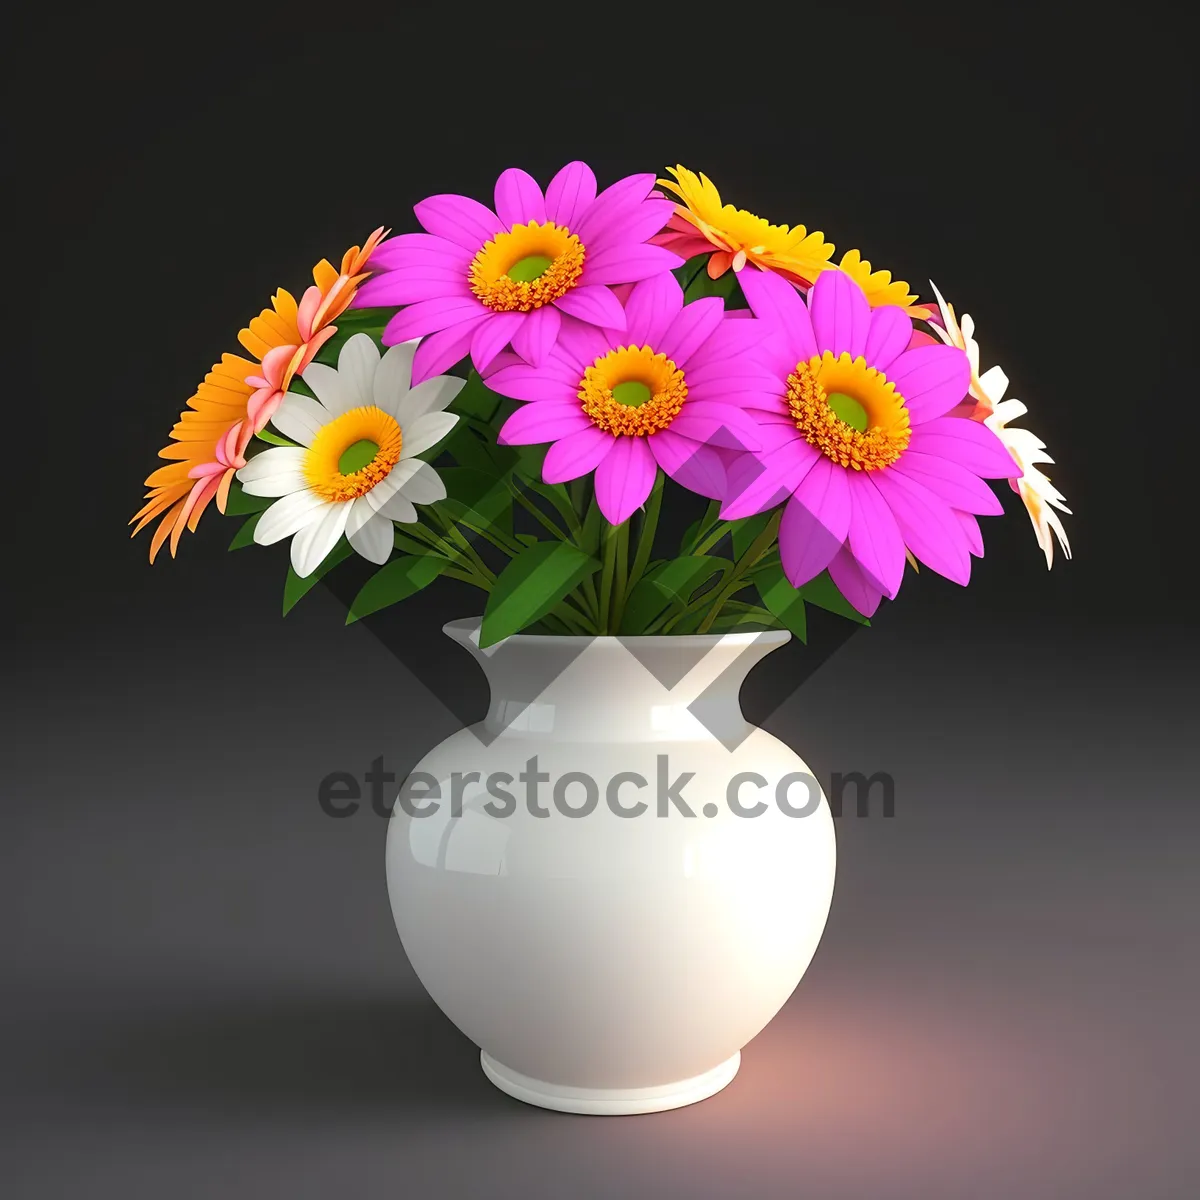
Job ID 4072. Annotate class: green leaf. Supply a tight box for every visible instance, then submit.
[224,479,271,516]
[393,528,433,556]
[453,370,505,422]
[436,467,514,542]
[255,427,300,447]
[709,602,781,633]
[685,263,739,304]
[312,307,392,366]
[755,562,808,642]
[346,554,448,624]
[729,511,774,559]
[673,253,712,291]
[797,570,871,626]
[511,442,548,483]
[480,541,600,647]
[228,512,263,550]
[620,555,727,633]
[441,420,500,473]
[283,539,355,614]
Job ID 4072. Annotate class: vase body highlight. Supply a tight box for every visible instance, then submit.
[385,618,836,1114]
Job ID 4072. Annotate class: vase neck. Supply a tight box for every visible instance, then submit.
[443,621,789,743]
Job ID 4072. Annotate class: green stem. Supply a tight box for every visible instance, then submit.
[693,520,735,556]
[508,481,570,541]
[626,471,663,594]
[439,519,496,584]
[696,511,782,634]
[598,523,619,634]
[610,520,630,632]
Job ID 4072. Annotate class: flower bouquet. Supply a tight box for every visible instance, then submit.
[130,163,1072,1115]
[132,163,1069,639]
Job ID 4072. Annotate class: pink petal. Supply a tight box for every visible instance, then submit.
[594,197,676,250]
[366,232,472,272]
[810,269,871,359]
[414,193,501,252]
[908,417,1023,478]
[553,284,627,330]
[670,401,763,451]
[892,450,1004,516]
[485,359,579,405]
[864,305,913,372]
[552,314,612,370]
[409,315,489,384]
[542,426,615,484]
[593,435,657,525]
[572,173,657,247]
[738,267,818,365]
[354,266,470,307]
[623,272,683,347]
[509,303,562,367]
[384,295,488,342]
[649,428,727,500]
[888,344,971,425]
[470,312,526,373]
[845,472,906,598]
[778,457,853,586]
[828,545,885,617]
[494,167,546,228]
[545,161,598,229]
[721,439,819,519]
[871,469,972,585]
[498,401,593,445]
[957,510,985,557]
[582,243,683,286]
[657,297,724,365]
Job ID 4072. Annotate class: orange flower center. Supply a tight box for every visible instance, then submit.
[787,351,911,470]
[579,345,687,437]
[304,406,403,501]
[469,220,585,312]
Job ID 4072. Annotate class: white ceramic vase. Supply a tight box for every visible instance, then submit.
[385,618,836,1114]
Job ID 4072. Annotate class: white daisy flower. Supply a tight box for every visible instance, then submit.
[929,283,1072,569]
[237,333,462,577]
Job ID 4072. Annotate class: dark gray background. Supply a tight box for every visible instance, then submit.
[6,5,1196,1197]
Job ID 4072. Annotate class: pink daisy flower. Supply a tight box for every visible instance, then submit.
[722,269,1023,616]
[483,272,772,526]
[352,163,683,386]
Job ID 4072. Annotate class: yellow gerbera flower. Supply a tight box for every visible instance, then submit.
[654,165,835,284]
[654,165,929,316]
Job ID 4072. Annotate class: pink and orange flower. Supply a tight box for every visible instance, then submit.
[130,228,387,561]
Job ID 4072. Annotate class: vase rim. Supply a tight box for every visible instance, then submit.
[443,617,791,651]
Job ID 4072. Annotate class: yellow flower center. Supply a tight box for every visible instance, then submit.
[787,351,911,470]
[469,220,585,312]
[579,345,687,437]
[304,406,403,501]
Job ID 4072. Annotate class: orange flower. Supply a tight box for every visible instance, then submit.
[130,227,388,561]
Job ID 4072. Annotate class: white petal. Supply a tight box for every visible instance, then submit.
[395,460,447,506]
[364,459,423,511]
[372,341,418,415]
[396,374,465,426]
[344,496,375,539]
[271,392,328,447]
[348,511,394,564]
[238,446,306,481]
[977,364,1009,405]
[240,467,306,498]
[338,333,381,409]
[254,492,331,545]
[375,492,418,523]
[301,362,359,417]
[290,501,350,577]
[399,411,459,459]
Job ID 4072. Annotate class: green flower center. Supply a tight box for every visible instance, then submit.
[506,254,554,283]
[338,439,380,475]
[611,381,653,408]
[827,391,869,432]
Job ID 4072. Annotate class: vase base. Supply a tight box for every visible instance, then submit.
[479,1050,741,1115]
